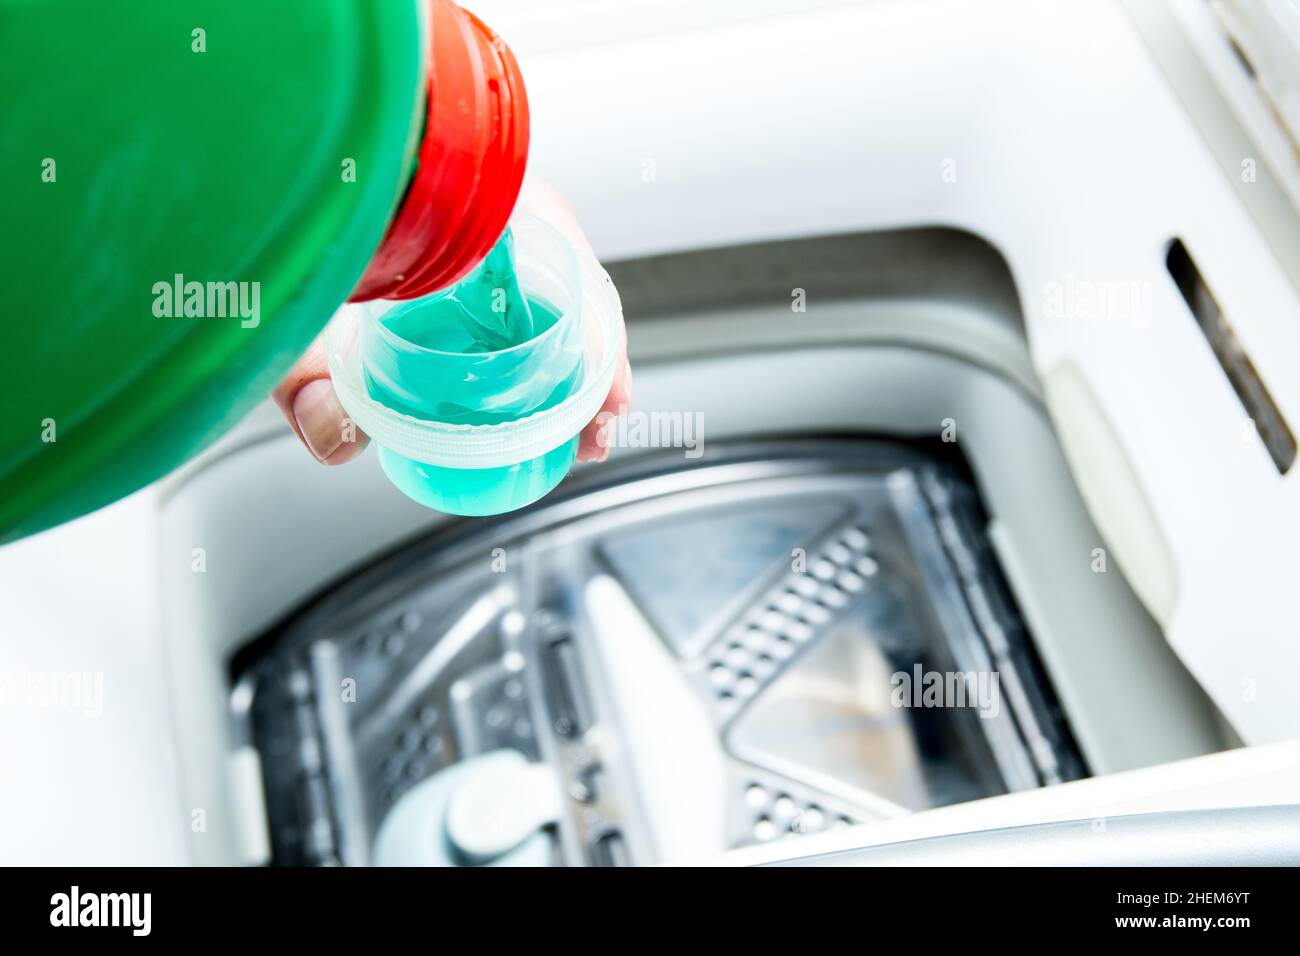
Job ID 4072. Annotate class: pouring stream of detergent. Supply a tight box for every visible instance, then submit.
[381,227,541,354]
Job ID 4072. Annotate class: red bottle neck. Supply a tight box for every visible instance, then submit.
[351,0,529,302]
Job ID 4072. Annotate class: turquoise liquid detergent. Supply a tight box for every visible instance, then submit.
[361,227,585,515]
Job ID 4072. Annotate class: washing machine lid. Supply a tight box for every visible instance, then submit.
[1216,0,1300,169]
[1021,0,1300,751]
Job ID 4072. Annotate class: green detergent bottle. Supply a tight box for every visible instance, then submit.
[0,0,536,542]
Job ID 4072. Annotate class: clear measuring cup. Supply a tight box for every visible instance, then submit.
[326,214,624,516]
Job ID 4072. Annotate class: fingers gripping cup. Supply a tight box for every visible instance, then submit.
[326,215,624,516]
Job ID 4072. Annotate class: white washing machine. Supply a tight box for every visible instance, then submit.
[3,0,1300,865]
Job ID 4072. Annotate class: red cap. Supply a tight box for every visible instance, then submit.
[352,0,529,301]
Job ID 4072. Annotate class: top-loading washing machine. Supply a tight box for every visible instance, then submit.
[8,0,1298,866]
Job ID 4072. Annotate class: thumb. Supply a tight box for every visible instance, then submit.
[271,336,369,465]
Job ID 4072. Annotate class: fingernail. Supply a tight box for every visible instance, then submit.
[293,379,346,463]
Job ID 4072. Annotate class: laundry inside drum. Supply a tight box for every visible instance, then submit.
[234,440,1085,866]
